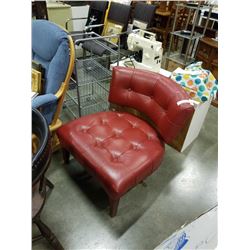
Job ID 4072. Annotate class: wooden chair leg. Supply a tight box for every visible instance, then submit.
[33,217,64,250]
[51,132,61,152]
[38,176,54,197]
[62,148,70,164]
[46,178,54,190]
[109,197,120,217]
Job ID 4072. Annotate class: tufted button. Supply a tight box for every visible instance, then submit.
[111,153,120,162]
[80,125,89,133]
[131,142,142,151]
[101,119,108,125]
[94,138,103,147]
[128,88,132,92]
[147,135,153,140]
[115,133,120,138]
[113,129,122,138]
[129,122,137,128]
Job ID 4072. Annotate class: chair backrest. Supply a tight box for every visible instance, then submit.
[86,1,109,34]
[109,67,194,144]
[133,2,156,28]
[107,2,131,32]
[32,20,70,95]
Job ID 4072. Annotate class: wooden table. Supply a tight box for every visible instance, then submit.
[152,9,172,51]
[155,9,171,16]
[196,37,218,107]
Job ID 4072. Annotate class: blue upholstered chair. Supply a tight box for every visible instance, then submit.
[32,20,75,150]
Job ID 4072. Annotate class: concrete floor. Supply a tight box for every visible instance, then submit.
[33,105,217,250]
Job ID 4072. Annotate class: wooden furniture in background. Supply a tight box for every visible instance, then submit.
[32,1,48,20]
[195,36,218,107]
[151,2,173,52]
[196,37,218,78]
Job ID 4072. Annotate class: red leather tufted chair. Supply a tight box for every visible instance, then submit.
[57,67,194,217]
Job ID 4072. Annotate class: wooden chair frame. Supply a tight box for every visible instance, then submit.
[49,34,75,151]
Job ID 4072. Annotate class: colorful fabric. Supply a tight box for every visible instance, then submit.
[171,62,218,103]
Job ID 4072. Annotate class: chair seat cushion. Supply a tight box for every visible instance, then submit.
[57,111,165,198]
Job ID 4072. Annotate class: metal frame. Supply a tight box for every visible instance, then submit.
[166,2,213,68]
[63,31,121,119]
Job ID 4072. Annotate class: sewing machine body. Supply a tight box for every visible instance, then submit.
[127,29,163,72]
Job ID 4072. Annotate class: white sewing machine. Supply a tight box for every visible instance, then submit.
[126,29,163,73]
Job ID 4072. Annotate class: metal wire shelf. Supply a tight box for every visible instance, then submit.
[76,57,112,86]
[64,80,109,118]
[166,2,213,68]
[65,78,111,118]
[165,52,195,66]
[64,31,120,119]
[171,31,203,40]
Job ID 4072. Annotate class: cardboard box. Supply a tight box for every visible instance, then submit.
[155,206,217,250]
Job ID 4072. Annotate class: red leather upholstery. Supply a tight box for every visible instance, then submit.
[57,67,194,216]
[109,67,194,143]
[57,111,164,199]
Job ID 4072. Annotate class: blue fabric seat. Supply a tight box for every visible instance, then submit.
[32,20,70,124]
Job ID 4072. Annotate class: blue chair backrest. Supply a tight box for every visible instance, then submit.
[32,20,70,94]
